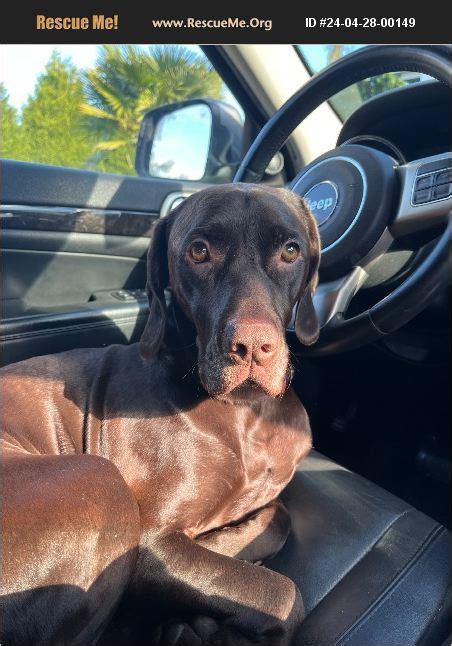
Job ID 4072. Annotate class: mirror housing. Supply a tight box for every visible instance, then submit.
[135,98,243,182]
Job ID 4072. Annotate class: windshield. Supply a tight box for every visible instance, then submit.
[296,45,432,121]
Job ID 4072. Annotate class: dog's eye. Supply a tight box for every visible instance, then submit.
[281,242,300,263]
[189,241,209,263]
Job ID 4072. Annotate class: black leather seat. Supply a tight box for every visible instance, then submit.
[269,451,451,646]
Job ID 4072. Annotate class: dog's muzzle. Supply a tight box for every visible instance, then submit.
[199,318,290,398]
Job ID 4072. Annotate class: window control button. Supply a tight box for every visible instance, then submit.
[435,169,452,185]
[130,289,147,298]
[413,188,432,204]
[432,183,452,200]
[111,289,147,301]
[111,290,136,301]
[415,175,433,191]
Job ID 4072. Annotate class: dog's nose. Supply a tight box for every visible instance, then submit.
[226,319,279,367]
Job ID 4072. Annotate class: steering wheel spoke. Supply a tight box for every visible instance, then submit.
[313,267,368,328]
[390,153,452,238]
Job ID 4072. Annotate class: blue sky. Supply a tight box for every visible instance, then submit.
[1,45,100,108]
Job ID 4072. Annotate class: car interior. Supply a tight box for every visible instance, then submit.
[1,44,450,645]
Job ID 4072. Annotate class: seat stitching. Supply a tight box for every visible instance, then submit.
[337,525,446,645]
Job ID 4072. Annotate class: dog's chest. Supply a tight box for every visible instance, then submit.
[234,421,305,504]
[118,392,311,535]
[186,403,311,534]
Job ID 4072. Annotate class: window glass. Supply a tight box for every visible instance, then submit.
[0,44,243,176]
[296,45,432,121]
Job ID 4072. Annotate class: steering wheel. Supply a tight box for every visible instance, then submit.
[233,45,451,355]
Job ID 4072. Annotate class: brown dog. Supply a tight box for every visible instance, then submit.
[1,184,320,645]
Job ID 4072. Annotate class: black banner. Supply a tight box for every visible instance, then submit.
[1,1,450,43]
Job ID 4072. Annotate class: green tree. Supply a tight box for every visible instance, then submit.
[81,45,223,175]
[19,52,93,167]
[0,83,24,159]
[356,74,405,101]
[326,45,405,119]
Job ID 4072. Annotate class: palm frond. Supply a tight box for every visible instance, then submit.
[94,139,128,151]
[82,45,223,173]
[79,104,115,120]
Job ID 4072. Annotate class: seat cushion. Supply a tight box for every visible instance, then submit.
[268,451,451,646]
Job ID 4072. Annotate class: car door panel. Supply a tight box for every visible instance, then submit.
[1,160,203,212]
[2,230,149,311]
[1,159,209,366]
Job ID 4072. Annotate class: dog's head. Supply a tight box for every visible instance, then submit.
[140,184,320,401]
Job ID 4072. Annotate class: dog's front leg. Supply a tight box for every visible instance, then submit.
[134,530,303,645]
[1,451,140,646]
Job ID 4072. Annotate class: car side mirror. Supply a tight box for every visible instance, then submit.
[135,98,243,182]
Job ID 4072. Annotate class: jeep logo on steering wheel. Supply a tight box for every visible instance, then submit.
[303,181,338,225]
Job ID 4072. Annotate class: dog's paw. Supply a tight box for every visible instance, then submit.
[151,615,262,645]
[151,616,217,645]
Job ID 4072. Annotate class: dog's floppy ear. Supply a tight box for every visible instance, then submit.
[139,216,171,359]
[294,198,321,346]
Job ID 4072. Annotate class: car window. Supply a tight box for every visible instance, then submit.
[0,44,244,176]
[296,45,432,121]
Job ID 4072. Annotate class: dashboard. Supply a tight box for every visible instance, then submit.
[337,80,451,163]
